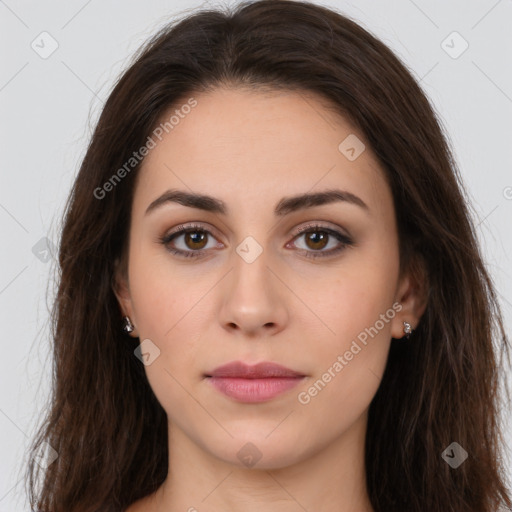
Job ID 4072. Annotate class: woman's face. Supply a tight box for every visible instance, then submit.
[115,87,420,469]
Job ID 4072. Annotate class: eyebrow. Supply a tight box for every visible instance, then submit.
[144,188,369,217]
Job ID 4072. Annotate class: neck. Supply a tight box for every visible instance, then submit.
[142,410,375,512]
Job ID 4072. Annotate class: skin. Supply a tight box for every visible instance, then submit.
[114,87,426,512]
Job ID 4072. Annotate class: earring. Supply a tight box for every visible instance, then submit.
[403,321,413,340]
[122,316,135,333]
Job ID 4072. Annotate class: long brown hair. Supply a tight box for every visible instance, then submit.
[26,1,512,510]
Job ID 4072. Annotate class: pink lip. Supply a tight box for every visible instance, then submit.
[205,361,306,403]
[207,361,305,379]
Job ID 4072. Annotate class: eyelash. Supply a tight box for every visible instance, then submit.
[158,223,354,260]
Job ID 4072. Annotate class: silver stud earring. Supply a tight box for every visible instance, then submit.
[403,321,413,340]
[122,316,135,333]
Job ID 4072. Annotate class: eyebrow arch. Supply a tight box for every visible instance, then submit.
[144,188,369,217]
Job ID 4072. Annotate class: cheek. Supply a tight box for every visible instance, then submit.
[130,274,204,363]
[128,261,206,415]
[303,239,399,397]
[127,248,209,386]
[127,242,197,336]
[297,290,393,436]
[312,256,399,345]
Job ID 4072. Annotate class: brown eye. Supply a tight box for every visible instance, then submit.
[290,225,354,259]
[183,230,208,250]
[160,224,220,259]
[304,231,329,251]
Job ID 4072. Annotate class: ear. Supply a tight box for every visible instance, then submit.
[112,257,138,338]
[390,259,428,340]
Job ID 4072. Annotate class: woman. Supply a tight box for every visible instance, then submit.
[26,1,512,511]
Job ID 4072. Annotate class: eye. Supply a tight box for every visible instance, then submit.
[159,222,354,260]
[288,224,354,259]
[159,224,221,259]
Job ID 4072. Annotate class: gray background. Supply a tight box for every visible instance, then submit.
[1,0,511,510]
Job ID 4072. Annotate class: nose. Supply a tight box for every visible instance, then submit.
[217,245,289,338]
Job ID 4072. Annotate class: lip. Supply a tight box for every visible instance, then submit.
[205,361,306,403]
[206,361,305,379]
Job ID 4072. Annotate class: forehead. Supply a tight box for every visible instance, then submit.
[132,87,391,219]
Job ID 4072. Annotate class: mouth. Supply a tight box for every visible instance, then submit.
[204,361,306,403]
